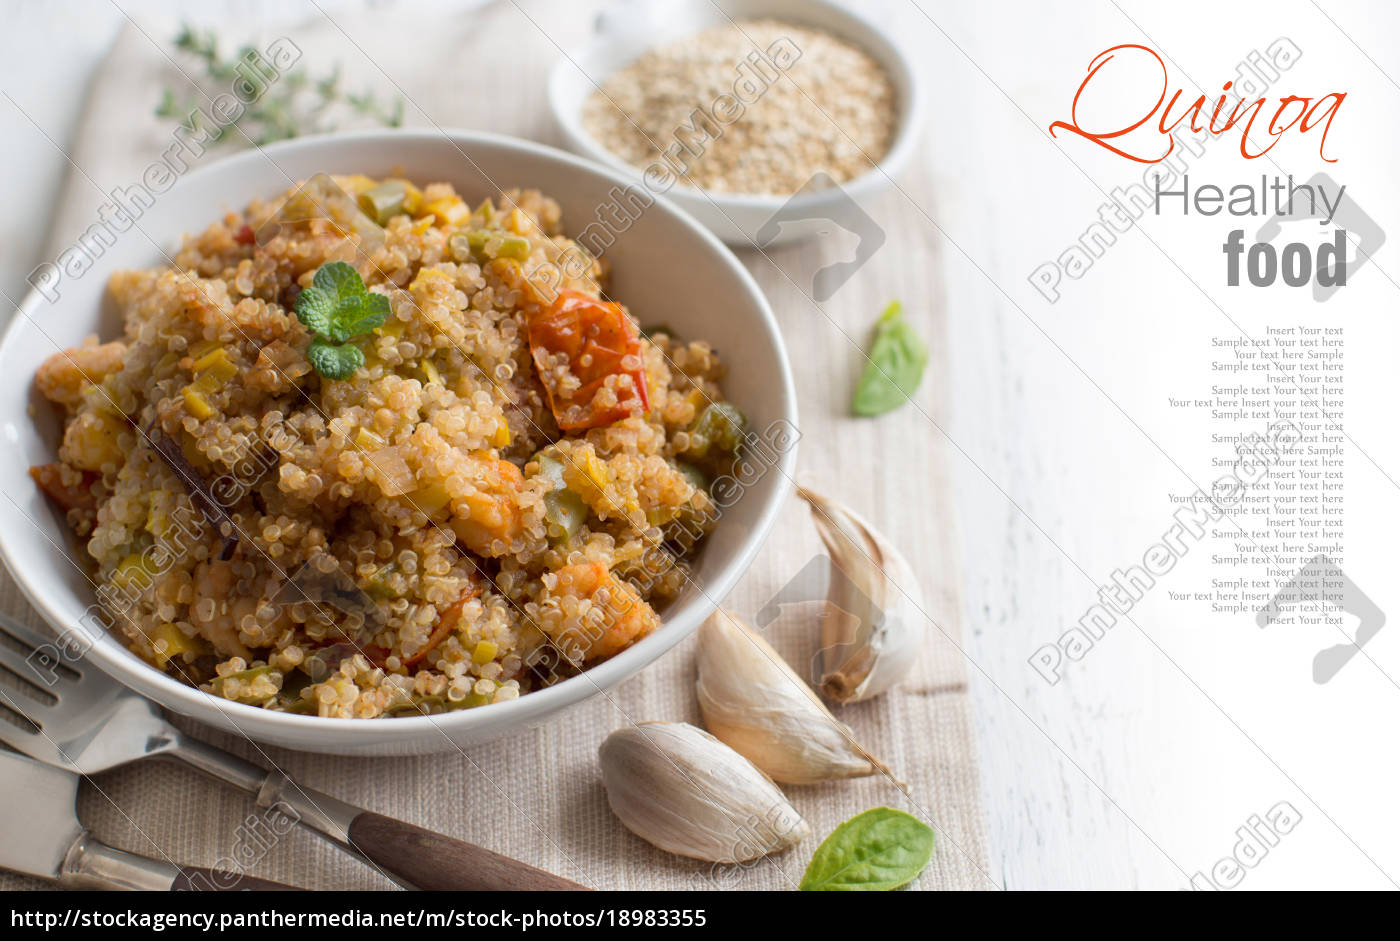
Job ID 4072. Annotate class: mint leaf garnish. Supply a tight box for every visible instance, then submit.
[293,261,389,380]
[307,337,364,381]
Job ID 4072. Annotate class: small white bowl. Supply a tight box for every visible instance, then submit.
[0,130,796,756]
[548,0,924,247]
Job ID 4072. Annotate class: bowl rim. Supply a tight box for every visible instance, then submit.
[0,127,797,743]
[546,0,926,213]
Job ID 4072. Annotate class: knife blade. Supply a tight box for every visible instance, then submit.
[0,747,85,882]
[0,748,297,890]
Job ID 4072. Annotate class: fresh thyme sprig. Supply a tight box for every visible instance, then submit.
[154,25,404,147]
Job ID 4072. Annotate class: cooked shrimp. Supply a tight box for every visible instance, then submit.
[29,462,98,512]
[59,410,126,472]
[35,341,127,408]
[189,560,254,660]
[544,562,659,663]
[448,457,525,557]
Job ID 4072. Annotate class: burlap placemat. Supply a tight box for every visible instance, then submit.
[1,0,990,891]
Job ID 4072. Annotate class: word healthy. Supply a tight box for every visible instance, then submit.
[1155,174,1352,290]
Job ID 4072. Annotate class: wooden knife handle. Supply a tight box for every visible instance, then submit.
[347,811,589,891]
[171,867,300,891]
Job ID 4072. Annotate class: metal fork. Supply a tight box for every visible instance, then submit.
[0,615,586,891]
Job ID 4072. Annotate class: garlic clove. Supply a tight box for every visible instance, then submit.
[696,610,893,784]
[599,722,810,863]
[798,486,926,704]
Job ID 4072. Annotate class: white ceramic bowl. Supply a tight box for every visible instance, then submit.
[0,130,796,755]
[548,0,924,247]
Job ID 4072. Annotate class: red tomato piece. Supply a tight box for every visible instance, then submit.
[527,290,650,431]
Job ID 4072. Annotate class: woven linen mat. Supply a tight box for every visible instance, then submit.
[0,0,990,891]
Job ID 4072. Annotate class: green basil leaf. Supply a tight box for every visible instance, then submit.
[307,338,364,381]
[799,807,935,891]
[852,301,927,417]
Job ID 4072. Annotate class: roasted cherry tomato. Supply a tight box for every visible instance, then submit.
[527,290,650,431]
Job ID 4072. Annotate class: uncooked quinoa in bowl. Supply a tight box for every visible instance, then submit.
[28,172,746,719]
[548,0,923,246]
[580,18,897,196]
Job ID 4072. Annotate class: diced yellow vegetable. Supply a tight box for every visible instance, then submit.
[181,386,214,419]
[386,178,423,215]
[150,622,202,669]
[472,640,498,665]
[376,319,406,340]
[409,268,450,293]
[579,449,608,492]
[145,505,166,537]
[411,216,434,235]
[112,552,156,590]
[407,481,452,517]
[424,197,469,227]
[187,339,220,360]
[355,427,385,450]
[422,359,441,385]
[339,174,379,195]
[492,416,511,448]
[193,347,238,381]
[182,348,237,409]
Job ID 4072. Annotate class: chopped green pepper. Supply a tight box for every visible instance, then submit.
[283,697,320,715]
[685,402,746,457]
[534,452,588,545]
[450,228,530,263]
[677,461,709,492]
[216,664,277,684]
[387,695,444,717]
[358,181,409,226]
[385,692,489,717]
[364,560,401,599]
[211,664,280,702]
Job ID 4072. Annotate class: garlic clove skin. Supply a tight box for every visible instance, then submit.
[696,610,893,785]
[798,486,926,704]
[599,722,810,863]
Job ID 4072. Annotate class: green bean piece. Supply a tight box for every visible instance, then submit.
[358,181,409,226]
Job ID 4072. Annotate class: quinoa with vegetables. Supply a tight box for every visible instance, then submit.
[31,174,744,718]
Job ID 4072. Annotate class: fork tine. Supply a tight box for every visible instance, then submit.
[0,688,44,736]
[0,620,78,709]
[0,616,67,655]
